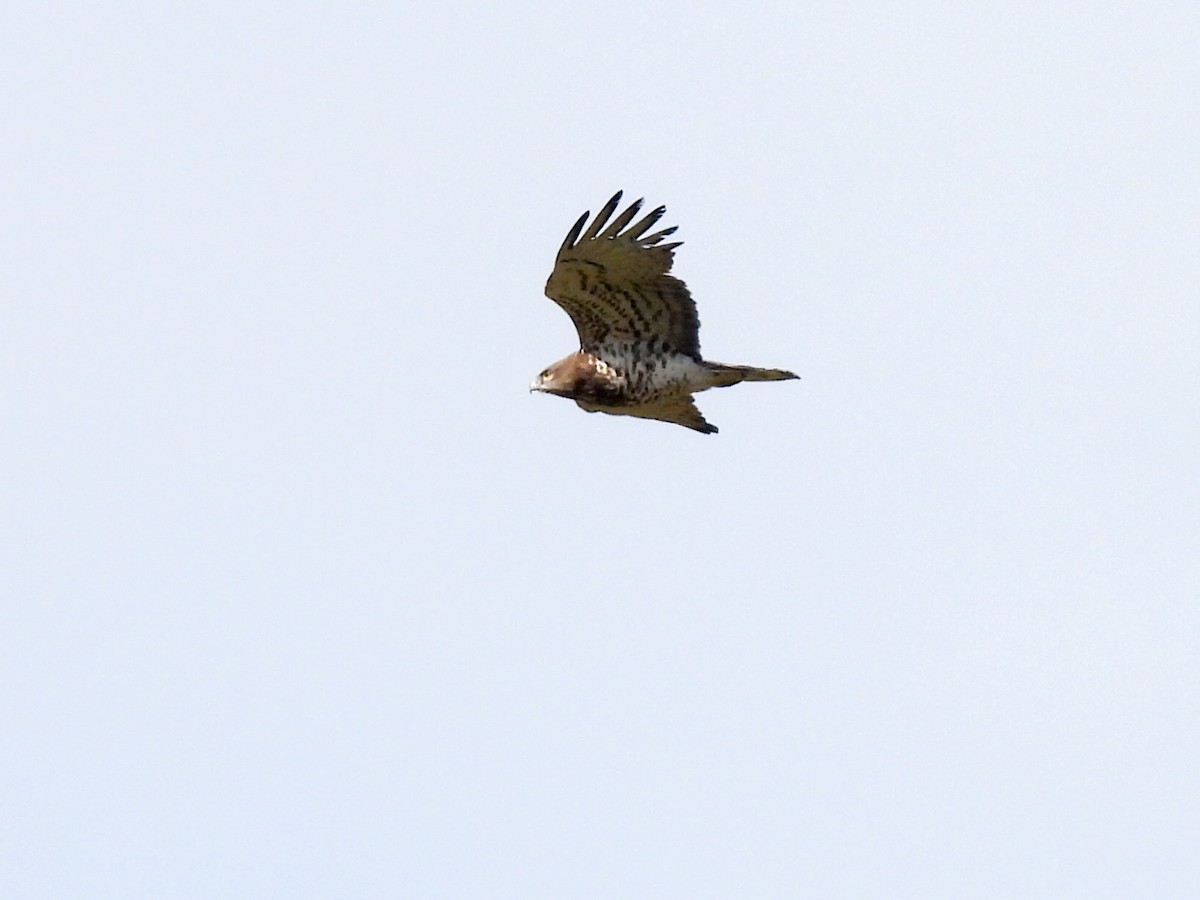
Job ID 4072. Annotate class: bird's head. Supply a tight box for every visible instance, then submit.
[531,352,625,407]
[531,352,606,400]
[529,356,578,397]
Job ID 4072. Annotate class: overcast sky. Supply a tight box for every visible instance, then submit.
[3,2,1198,897]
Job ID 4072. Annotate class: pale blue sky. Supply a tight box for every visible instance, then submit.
[3,2,1198,897]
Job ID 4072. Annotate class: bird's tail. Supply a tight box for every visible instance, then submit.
[705,362,799,388]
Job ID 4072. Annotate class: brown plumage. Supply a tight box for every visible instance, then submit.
[530,191,798,434]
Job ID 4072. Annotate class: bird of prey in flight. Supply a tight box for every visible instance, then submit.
[531,191,798,434]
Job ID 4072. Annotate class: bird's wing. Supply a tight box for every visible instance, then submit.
[544,191,701,359]
[637,396,718,434]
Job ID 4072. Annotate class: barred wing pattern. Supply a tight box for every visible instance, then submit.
[544,191,702,360]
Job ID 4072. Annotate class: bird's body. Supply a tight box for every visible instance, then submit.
[531,191,797,434]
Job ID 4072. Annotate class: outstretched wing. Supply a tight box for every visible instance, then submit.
[639,396,718,434]
[545,191,701,359]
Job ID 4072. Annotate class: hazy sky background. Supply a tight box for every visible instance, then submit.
[3,2,1198,897]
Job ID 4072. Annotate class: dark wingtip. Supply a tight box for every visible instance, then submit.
[580,191,625,242]
[560,210,588,251]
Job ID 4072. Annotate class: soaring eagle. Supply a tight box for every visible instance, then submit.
[530,191,798,434]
